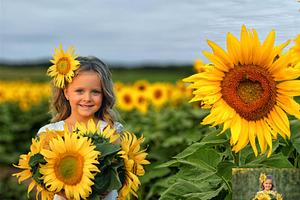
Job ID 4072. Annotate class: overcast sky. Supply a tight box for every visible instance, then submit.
[1,0,299,66]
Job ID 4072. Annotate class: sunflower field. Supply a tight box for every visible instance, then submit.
[1,29,300,200]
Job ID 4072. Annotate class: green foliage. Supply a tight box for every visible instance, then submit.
[0,101,51,166]
[0,64,194,84]
[84,132,125,195]
[119,104,212,199]
[1,97,300,200]
[157,119,300,200]
[0,174,34,200]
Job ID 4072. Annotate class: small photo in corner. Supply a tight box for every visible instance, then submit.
[232,168,300,200]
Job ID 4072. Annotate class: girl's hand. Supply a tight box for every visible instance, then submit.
[57,190,109,199]
[57,191,74,200]
[98,191,109,199]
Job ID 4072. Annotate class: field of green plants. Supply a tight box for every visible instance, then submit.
[1,64,300,200]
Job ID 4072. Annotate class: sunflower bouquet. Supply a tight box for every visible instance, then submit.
[13,119,149,200]
[252,191,283,200]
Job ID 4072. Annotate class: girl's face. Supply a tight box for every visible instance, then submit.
[263,179,273,191]
[64,71,103,122]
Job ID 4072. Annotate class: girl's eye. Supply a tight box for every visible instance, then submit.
[93,90,101,94]
[76,89,83,93]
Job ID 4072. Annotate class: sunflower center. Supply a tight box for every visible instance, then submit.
[237,80,263,105]
[138,85,146,91]
[123,94,132,104]
[154,90,162,99]
[220,65,277,121]
[56,57,71,75]
[138,96,146,104]
[55,152,84,185]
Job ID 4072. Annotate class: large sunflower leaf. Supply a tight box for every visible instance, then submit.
[243,152,294,168]
[174,129,229,159]
[95,142,120,160]
[159,178,225,200]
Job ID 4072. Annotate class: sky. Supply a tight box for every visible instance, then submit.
[1,0,300,66]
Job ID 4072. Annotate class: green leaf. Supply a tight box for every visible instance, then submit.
[87,192,100,200]
[290,119,300,154]
[28,153,45,167]
[174,129,229,159]
[155,160,180,168]
[217,161,237,181]
[224,193,232,200]
[159,178,203,200]
[175,148,222,181]
[243,140,280,167]
[95,142,120,160]
[159,178,225,200]
[260,152,294,168]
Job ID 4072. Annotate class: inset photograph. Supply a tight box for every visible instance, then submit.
[232,168,300,200]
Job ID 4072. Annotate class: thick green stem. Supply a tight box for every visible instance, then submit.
[294,151,299,168]
[233,151,240,167]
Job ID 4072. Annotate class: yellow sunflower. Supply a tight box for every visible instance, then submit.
[133,79,150,93]
[13,138,54,200]
[134,91,149,115]
[39,131,100,200]
[73,118,119,144]
[117,87,135,111]
[259,173,267,183]
[118,132,150,200]
[183,25,300,157]
[149,83,169,111]
[276,193,283,200]
[290,34,300,68]
[47,45,80,88]
[257,193,271,200]
[193,58,205,73]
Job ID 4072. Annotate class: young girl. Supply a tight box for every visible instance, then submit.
[38,46,122,200]
[257,174,277,194]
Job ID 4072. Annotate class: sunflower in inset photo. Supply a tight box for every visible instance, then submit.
[47,45,80,88]
[184,25,300,157]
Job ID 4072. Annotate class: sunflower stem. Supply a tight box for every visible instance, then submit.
[221,175,232,194]
[233,151,240,167]
[294,151,299,168]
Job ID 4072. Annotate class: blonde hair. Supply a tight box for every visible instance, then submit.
[260,175,276,192]
[49,56,119,127]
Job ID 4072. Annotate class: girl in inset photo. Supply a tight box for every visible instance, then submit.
[253,173,282,200]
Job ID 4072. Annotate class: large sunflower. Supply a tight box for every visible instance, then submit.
[47,45,80,88]
[39,131,100,200]
[184,25,300,157]
[118,132,150,200]
[13,138,54,200]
